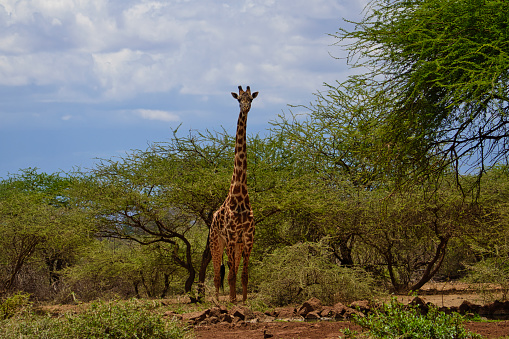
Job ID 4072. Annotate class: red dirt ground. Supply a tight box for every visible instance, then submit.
[194,318,509,339]
[195,283,509,339]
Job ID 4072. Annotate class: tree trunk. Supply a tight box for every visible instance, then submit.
[4,236,39,291]
[410,235,450,291]
[160,273,170,298]
[333,234,355,267]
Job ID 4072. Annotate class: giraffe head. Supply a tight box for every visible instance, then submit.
[231,86,258,112]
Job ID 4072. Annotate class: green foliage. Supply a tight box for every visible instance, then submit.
[287,0,509,190]
[0,299,190,339]
[0,169,94,296]
[344,298,481,339]
[252,242,379,306]
[0,292,31,319]
[63,240,187,301]
[465,257,509,302]
[463,166,509,301]
[65,299,187,339]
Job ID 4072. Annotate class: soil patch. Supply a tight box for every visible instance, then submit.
[193,320,509,339]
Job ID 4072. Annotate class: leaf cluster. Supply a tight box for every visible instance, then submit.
[345,298,481,339]
[328,0,509,187]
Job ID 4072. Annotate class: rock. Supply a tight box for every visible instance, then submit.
[478,305,491,317]
[459,300,480,314]
[333,301,349,317]
[219,313,233,323]
[488,300,509,318]
[253,311,273,322]
[276,307,298,320]
[182,309,210,324]
[319,306,334,318]
[298,297,323,316]
[231,305,254,321]
[209,306,222,318]
[344,307,364,319]
[409,296,430,314]
[264,309,278,317]
[204,316,220,324]
[350,300,370,313]
[304,311,321,320]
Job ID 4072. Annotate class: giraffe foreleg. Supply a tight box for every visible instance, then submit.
[210,231,225,302]
[225,242,238,303]
[241,245,252,303]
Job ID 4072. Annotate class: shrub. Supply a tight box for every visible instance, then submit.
[343,298,482,339]
[0,292,31,319]
[464,255,509,302]
[65,299,188,338]
[252,242,379,306]
[0,299,190,339]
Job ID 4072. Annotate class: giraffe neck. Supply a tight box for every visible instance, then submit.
[229,107,249,198]
[232,107,248,185]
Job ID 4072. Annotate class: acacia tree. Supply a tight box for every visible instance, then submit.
[328,0,509,188]
[0,169,92,296]
[73,130,232,301]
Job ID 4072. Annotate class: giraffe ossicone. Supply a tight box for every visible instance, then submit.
[209,85,258,303]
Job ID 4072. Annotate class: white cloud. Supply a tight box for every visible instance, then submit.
[0,0,366,103]
[136,109,180,122]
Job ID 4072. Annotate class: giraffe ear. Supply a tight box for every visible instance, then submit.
[252,92,258,99]
[231,92,238,99]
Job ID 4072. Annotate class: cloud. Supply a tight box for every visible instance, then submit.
[0,0,365,102]
[136,109,180,122]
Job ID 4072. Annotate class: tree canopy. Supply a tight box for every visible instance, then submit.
[326,0,509,188]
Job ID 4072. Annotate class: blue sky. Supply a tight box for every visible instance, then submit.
[0,0,366,178]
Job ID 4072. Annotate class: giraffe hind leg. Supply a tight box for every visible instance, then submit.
[226,243,239,303]
[210,235,225,302]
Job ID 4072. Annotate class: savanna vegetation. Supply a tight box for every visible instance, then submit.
[1,0,509,337]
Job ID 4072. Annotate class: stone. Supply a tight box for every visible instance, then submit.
[350,300,370,313]
[276,307,298,320]
[304,311,321,320]
[231,305,254,320]
[298,297,323,316]
[319,306,334,318]
[459,300,480,314]
[333,301,349,316]
[409,296,430,314]
[219,313,233,323]
[264,309,278,317]
[344,307,364,319]
[182,309,209,322]
[209,306,222,318]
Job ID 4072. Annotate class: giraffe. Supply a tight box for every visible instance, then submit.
[209,85,258,303]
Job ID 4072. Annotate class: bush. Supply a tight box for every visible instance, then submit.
[343,298,481,339]
[252,242,379,306]
[0,299,190,339]
[0,292,31,319]
[66,299,188,338]
[465,255,509,302]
